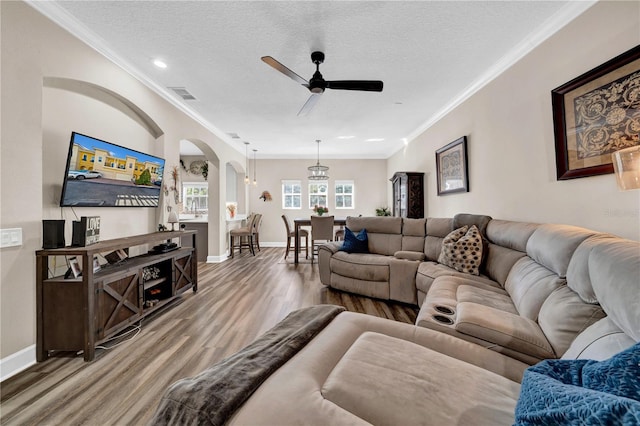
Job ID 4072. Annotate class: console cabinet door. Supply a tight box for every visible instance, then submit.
[96,271,142,340]
[173,251,195,294]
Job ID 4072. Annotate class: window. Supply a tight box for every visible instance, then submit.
[309,182,328,208]
[335,180,354,209]
[82,154,87,161]
[183,183,208,213]
[282,180,301,209]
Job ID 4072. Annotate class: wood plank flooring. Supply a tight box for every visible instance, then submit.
[0,247,417,425]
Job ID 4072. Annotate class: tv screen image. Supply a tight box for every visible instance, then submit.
[60,132,166,207]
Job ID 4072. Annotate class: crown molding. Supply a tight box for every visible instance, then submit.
[400,0,598,153]
[25,1,240,153]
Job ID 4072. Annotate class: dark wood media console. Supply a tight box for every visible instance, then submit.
[36,230,197,362]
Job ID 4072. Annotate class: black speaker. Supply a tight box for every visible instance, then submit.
[42,220,65,249]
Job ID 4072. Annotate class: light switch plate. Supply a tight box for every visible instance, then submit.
[0,228,23,248]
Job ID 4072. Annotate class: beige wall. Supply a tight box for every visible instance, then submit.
[0,1,246,365]
[388,1,640,241]
[246,158,388,244]
[3,0,640,375]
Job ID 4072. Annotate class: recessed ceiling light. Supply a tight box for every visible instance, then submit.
[403,138,409,146]
[366,138,385,142]
[153,59,167,69]
[337,135,355,140]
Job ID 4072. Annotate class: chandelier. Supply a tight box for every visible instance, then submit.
[308,140,329,180]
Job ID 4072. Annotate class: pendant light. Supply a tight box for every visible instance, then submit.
[252,149,258,186]
[308,140,329,180]
[244,141,250,185]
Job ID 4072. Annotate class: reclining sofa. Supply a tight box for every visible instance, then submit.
[153,214,639,425]
[318,214,637,365]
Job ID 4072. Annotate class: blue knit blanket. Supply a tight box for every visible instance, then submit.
[515,342,640,425]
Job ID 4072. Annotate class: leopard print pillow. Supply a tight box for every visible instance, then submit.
[438,225,484,275]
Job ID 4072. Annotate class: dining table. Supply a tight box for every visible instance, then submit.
[294,217,347,264]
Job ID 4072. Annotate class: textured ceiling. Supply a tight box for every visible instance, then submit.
[34,1,592,159]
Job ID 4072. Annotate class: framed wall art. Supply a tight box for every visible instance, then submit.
[552,45,640,180]
[435,136,469,195]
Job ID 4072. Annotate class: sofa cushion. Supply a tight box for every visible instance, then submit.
[486,219,539,252]
[484,243,526,287]
[455,302,556,360]
[526,224,596,278]
[420,276,509,314]
[322,332,520,426]
[566,234,615,304]
[438,225,484,275]
[453,213,492,237]
[457,285,518,314]
[416,261,499,296]
[346,216,402,234]
[589,239,640,341]
[562,317,637,361]
[538,285,606,358]
[339,227,368,253]
[330,251,390,282]
[505,257,565,321]
[402,218,426,236]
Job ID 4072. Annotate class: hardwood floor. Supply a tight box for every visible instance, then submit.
[1,247,417,425]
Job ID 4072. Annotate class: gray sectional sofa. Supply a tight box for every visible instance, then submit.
[318,214,637,365]
[153,214,639,425]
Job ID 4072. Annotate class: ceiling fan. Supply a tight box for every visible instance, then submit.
[261,51,383,116]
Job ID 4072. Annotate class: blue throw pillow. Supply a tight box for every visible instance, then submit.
[340,227,368,253]
[515,342,640,425]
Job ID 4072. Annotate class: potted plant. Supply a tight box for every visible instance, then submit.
[313,205,329,216]
[376,207,391,216]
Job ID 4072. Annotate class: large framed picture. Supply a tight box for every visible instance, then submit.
[552,45,640,180]
[436,136,469,195]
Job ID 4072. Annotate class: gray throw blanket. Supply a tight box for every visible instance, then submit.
[150,304,346,425]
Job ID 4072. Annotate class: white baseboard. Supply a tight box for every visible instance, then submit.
[1,345,36,382]
[206,254,228,263]
[259,242,286,247]
[207,244,286,263]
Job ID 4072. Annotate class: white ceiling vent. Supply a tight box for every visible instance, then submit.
[168,87,196,100]
[227,132,240,139]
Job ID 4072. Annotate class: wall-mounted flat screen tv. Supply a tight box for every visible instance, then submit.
[60,132,166,207]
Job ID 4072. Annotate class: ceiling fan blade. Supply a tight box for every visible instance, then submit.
[297,93,321,116]
[325,80,383,92]
[261,56,309,87]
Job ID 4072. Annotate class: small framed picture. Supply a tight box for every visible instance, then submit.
[92,257,101,273]
[69,256,82,278]
[436,136,469,195]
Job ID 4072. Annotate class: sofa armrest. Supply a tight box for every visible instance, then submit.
[455,302,555,360]
[394,250,426,261]
[389,257,421,304]
[319,241,342,255]
[318,242,342,285]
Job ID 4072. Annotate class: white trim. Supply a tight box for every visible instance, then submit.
[401,0,598,151]
[206,254,228,263]
[258,242,286,248]
[1,345,36,382]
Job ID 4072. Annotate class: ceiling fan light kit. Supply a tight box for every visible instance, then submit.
[261,51,383,116]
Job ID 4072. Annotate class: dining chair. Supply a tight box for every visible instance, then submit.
[229,214,259,258]
[310,215,334,264]
[253,213,263,252]
[282,215,308,260]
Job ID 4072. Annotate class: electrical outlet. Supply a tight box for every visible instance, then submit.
[0,228,23,248]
